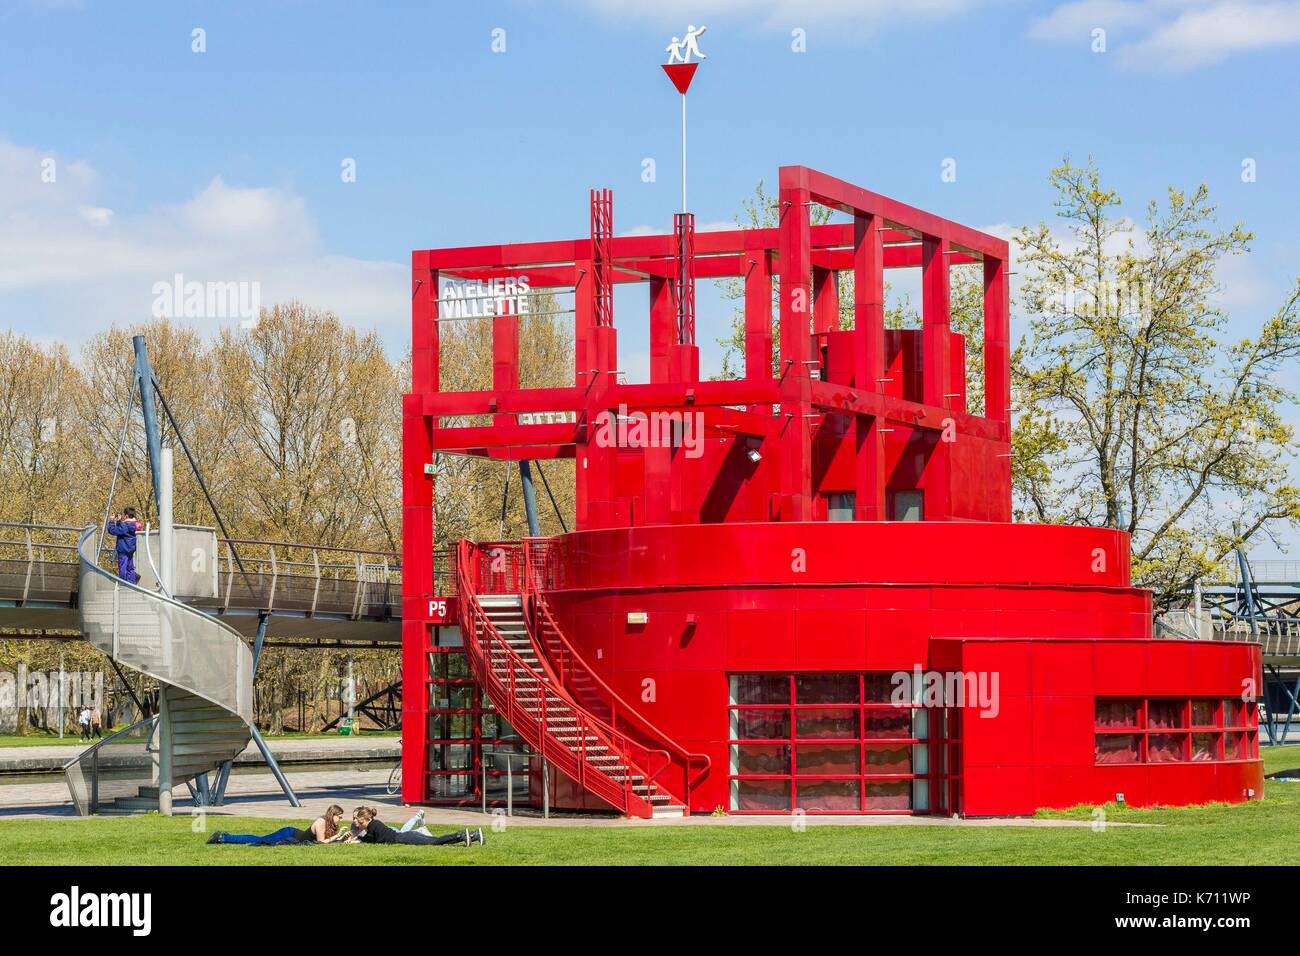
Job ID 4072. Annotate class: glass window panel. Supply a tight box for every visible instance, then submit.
[796,779,860,812]
[1148,733,1186,762]
[1247,732,1258,757]
[447,685,476,709]
[446,654,472,679]
[864,743,911,775]
[863,673,897,703]
[795,708,857,738]
[912,744,929,776]
[731,675,790,705]
[1095,734,1139,764]
[1147,700,1184,729]
[427,772,473,799]
[912,777,929,812]
[1191,700,1215,727]
[449,713,475,738]
[1095,699,1139,728]
[732,777,791,812]
[863,710,912,739]
[795,743,860,775]
[826,492,855,522]
[1222,699,1242,727]
[865,780,911,811]
[733,708,790,740]
[734,744,791,775]
[427,713,448,740]
[795,674,859,704]
[1191,732,1218,761]
[912,708,929,740]
[1224,732,1242,760]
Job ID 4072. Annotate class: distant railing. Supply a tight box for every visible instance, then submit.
[0,521,404,621]
[1204,558,1300,585]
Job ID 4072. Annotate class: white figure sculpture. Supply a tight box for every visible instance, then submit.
[666,35,686,63]
[683,24,707,61]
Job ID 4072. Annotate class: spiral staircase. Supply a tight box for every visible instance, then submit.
[64,527,253,815]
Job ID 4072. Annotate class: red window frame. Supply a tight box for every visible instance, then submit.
[727,672,961,815]
[1093,696,1258,766]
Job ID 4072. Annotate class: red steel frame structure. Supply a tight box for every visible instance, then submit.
[402,166,1263,816]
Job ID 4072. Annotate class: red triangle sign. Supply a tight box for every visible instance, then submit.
[662,62,698,95]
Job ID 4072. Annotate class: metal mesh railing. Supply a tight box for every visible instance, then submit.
[77,527,253,721]
[62,717,158,816]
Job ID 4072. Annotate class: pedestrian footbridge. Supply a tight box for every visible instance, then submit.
[0,521,401,645]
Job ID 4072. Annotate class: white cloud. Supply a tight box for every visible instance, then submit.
[1029,0,1300,71]
[0,139,405,345]
[575,0,987,32]
[1121,1,1300,69]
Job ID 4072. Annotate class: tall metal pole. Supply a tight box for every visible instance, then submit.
[519,461,541,537]
[157,446,174,815]
[132,336,163,509]
[681,93,687,214]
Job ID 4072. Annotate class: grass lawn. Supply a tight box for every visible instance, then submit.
[1,744,1295,866]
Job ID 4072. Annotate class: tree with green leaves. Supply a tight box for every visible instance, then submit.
[1013,157,1300,606]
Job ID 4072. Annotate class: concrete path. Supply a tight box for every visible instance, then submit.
[0,764,1152,827]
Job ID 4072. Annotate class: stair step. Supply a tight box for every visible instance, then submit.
[651,805,686,818]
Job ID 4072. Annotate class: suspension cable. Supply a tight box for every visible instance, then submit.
[97,387,137,559]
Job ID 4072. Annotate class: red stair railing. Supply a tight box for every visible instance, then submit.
[456,539,656,818]
[520,538,712,810]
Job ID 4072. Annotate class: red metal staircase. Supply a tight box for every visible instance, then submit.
[456,539,709,817]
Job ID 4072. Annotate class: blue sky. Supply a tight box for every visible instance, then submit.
[2,0,1299,547]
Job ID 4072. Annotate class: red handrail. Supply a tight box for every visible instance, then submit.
[455,539,655,818]
[519,538,712,808]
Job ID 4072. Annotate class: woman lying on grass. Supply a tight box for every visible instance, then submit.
[343,806,485,847]
[207,805,348,846]
[205,805,485,847]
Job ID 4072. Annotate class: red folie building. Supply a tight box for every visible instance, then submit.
[401,167,1263,817]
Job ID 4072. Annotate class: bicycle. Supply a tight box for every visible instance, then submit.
[386,758,402,796]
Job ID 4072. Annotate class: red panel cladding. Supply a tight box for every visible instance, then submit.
[1030,642,1096,697]
[866,608,930,669]
[963,766,1036,816]
[727,608,797,670]
[1093,641,1149,696]
[961,693,1033,769]
[796,608,867,669]
[1031,693,1096,767]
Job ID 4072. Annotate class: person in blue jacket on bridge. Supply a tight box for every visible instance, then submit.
[106,507,140,583]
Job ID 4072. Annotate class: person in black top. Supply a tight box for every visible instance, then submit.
[345,806,484,847]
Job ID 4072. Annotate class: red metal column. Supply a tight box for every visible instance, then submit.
[984,252,1012,520]
[402,262,438,802]
[649,276,674,384]
[922,235,953,520]
[813,266,839,334]
[778,170,813,521]
[984,254,1010,438]
[411,264,438,393]
[401,393,432,804]
[853,213,886,520]
[645,276,673,524]
[743,250,773,383]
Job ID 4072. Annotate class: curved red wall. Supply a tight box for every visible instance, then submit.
[541,522,1263,815]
